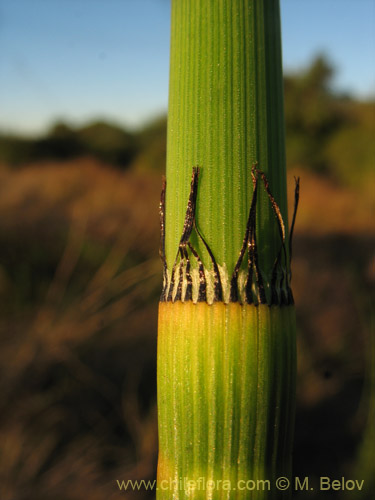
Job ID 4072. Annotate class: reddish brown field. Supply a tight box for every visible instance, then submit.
[0,158,373,499]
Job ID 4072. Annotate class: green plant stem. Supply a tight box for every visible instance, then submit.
[158,302,296,498]
[166,0,288,285]
[157,1,297,498]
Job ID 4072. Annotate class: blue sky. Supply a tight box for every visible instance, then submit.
[0,0,374,136]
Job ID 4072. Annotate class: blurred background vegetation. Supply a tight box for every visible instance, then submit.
[0,55,374,499]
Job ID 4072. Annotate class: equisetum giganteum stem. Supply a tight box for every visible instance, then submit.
[157,1,298,498]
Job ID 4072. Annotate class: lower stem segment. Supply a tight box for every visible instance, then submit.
[157,301,296,499]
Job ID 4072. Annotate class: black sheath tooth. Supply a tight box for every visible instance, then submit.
[179,167,199,246]
[270,252,283,305]
[160,280,167,302]
[230,174,259,303]
[184,282,193,302]
[257,167,289,301]
[245,173,266,305]
[281,287,289,306]
[174,249,185,302]
[245,267,254,304]
[166,169,200,302]
[246,201,258,303]
[245,236,255,304]
[160,165,297,306]
[252,233,266,304]
[287,287,294,305]
[166,264,176,302]
[195,224,223,302]
[183,246,193,301]
[257,168,286,242]
[163,167,215,303]
[188,242,207,302]
[230,277,239,303]
[289,176,300,283]
[270,265,280,305]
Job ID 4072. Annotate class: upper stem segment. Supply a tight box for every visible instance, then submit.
[165,0,288,297]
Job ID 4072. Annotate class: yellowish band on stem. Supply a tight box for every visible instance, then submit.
[157,301,296,499]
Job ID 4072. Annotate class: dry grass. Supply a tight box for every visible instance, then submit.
[287,168,375,235]
[0,158,373,498]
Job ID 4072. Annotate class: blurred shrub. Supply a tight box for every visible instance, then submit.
[284,55,346,172]
[324,103,375,191]
[0,135,34,165]
[77,120,137,166]
[283,55,374,191]
[132,116,167,172]
[0,120,137,168]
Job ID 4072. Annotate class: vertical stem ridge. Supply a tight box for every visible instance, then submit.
[166,1,289,284]
[158,2,297,498]
[158,303,296,498]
